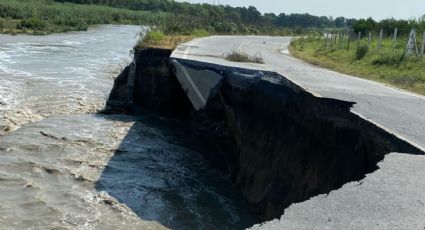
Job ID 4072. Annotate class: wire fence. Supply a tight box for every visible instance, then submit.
[321,28,425,58]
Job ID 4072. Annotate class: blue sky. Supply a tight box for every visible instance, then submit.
[176,0,425,20]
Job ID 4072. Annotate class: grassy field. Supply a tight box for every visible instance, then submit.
[0,0,164,34]
[289,36,425,95]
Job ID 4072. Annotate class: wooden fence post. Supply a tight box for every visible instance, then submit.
[336,30,339,48]
[328,32,332,48]
[421,31,425,58]
[378,29,383,49]
[392,28,398,49]
[347,30,351,51]
[368,32,372,48]
[334,32,338,48]
[326,32,330,48]
[357,31,361,47]
[338,30,341,48]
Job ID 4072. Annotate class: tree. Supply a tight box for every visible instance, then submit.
[353,17,377,34]
[334,17,346,28]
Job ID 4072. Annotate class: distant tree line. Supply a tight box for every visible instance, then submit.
[54,0,357,33]
[51,0,425,36]
[352,15,425,36]
[352,17,425,36]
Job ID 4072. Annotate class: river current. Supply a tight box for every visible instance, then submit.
[0,25,256,229]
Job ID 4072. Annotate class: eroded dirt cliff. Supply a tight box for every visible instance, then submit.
[106,48,423,222]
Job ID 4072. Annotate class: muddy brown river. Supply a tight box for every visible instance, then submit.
[0,25,256,230]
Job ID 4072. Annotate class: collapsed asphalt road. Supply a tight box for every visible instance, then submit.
[171,36,425,152]
[169,36,425,229]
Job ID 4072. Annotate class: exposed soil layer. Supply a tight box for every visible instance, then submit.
[106,48,424,222]
[106,48,191,118]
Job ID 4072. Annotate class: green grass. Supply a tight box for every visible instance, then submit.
[190,29,210,37]
[144,30,166,43]
[0,0,165,34]
[289,37,425,95]
[134,30,194,50]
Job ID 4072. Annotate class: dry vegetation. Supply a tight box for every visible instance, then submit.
[225,50,264,64]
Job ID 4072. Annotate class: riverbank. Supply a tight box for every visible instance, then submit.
[0,0,162,35]
[289,38,425,95]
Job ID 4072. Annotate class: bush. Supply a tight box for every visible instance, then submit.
[372,50,405,66]
[355,44,368,60]
[18,18,47,30]
[225,50,264,63]
[290,38,304,51]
